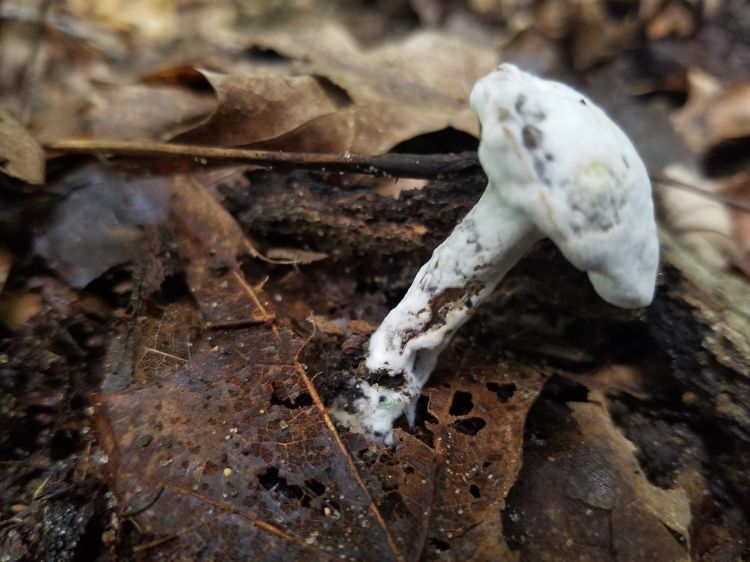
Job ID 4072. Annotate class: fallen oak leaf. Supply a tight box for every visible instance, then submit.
[174,26,496,154]
[174,71,349,148]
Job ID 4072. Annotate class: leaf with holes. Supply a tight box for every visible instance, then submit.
[93,170,547,561]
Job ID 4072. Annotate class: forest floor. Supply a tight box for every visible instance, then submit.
[1,1,749,560]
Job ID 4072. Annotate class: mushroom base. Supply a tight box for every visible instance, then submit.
[331,185,542,443]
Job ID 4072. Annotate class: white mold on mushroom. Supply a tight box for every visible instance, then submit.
[331,64,659,445]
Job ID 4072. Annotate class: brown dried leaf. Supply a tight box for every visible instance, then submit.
[657,164,738,270]
[89,84,217,141]
[0,106,45,185]
[175,72,347,148]
[672,70,750,155]
[175,26,496,154]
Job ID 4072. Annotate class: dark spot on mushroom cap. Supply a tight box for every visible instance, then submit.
[496,107,512,122]
[515,94,527,114]
[522,125,543,150]
[515,94,546,122]
[580,99,587,105]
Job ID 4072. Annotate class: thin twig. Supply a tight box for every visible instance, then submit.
[45,139,482,179]
[652,175,750,213]
[45,139,750,212]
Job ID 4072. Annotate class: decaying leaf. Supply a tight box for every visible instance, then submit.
[504,398,692,562]
[93,165,547,560]
[418,348,545,559]
[33,168,171,288]
[0,106,45,185]
[170,174,274,326]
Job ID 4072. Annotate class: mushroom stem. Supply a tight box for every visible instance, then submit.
[357,184,542,440]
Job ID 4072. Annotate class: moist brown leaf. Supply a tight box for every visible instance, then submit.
[0,106,45,185]
[418,352,545,559]
[505,399,692,561]
[95,326,402,560]
[170,174,273,325]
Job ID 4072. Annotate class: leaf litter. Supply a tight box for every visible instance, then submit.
[92,172,545,560]
[2,1,750,560]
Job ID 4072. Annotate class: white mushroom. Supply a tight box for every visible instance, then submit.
[333,63,659,444]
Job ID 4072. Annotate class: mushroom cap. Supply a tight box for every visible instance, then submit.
[470,64,659,308]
